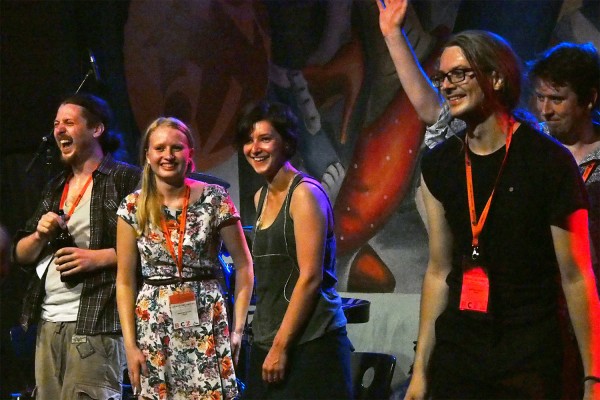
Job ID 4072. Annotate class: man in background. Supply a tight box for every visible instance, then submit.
[529,42,600,288]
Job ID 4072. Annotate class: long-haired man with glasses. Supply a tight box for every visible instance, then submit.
[378,0,600,398]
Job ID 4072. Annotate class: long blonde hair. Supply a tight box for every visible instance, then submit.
[136,117,196,235]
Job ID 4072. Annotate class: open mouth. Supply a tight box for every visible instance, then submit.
[251,156,267,162]
[59,138,73,151]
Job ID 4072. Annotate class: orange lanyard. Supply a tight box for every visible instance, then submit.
[160,185,190,279]
[582,161,597,183]
[59,173,95,217]
[465,124,514,260]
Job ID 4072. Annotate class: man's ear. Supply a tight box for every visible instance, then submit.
[492,71,504,91]
[93,123,105,138]
[588,89,598,111]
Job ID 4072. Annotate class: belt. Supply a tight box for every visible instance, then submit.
[143,274,215,286]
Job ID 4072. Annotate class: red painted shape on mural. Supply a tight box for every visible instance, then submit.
[333,37,445,255]
[347,244,396,293]
[334,88,423,254]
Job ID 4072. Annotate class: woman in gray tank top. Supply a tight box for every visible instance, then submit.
[235,101,352,399]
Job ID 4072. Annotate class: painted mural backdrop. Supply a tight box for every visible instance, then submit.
[123,0,599,294]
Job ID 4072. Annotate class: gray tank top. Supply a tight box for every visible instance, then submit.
[251,174,347,350]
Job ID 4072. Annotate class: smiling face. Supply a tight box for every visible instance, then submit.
[534,78,590,142]
[242,120,288,179]
[438,46,487,121]
[146,126,194,185]
[53,103,102,166]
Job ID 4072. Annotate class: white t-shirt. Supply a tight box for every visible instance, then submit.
[41,184,92,322]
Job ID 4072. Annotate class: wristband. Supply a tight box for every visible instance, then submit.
[583,376,600,384]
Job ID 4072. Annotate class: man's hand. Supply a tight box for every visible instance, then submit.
[404,370,427,400]
[54,247,108,277]
[35,211,68,243]
[583,379,599,400]
[377,0,409,39]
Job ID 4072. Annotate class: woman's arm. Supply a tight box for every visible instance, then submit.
[219,220,254,365]
[116,217,147,394]
[552,209,600,399]
[377,0,442,125]
[261,182,329,383]
[405,176,453,400]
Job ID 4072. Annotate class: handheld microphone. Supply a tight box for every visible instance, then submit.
[88,49,101,81]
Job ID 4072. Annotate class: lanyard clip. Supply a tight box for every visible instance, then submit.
[471,246,480,261]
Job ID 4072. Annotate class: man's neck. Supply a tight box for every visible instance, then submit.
[466,112,515,155]
[71,151,104,177]
[564,120,600,164]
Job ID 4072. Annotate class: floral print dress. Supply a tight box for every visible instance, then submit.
[117,184,239,400]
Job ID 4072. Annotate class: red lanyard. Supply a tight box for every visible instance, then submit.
[465,123,514,260]
[582,161,598,183]
[59,173,95,217]
[160,185,190,279]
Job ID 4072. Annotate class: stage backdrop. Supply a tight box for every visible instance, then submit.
[1,0,598,395]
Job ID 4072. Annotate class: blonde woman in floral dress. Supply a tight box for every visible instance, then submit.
[116,117,253,399]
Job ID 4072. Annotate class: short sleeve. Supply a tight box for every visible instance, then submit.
[547,152,589,229]
[117,191,140,230]
[420,136,463,204]
[424,101,467,149]
[207,185,240,228]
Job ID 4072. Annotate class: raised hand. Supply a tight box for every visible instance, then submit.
[376,0,409,39]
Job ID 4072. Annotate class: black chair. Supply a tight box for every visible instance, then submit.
[350,351,396,400]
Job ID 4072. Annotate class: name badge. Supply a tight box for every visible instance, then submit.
[459,266,489,313]
[169,291,200,329]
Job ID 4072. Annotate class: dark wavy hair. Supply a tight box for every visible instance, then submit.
[528,42,600,111]
[61,93,121,154]
[445,30,523,114]
[235,100,300,160]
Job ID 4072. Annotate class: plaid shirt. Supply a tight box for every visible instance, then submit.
[580,143,600,277]
[15,154,140,335]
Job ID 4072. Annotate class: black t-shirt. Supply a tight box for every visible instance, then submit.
[421,122,588,323]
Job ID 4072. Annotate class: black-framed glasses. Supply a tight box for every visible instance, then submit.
[430,68,475,88]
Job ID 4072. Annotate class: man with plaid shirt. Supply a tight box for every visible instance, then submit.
[14,93,140,399]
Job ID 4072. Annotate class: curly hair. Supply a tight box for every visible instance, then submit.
[528,42,600,111]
